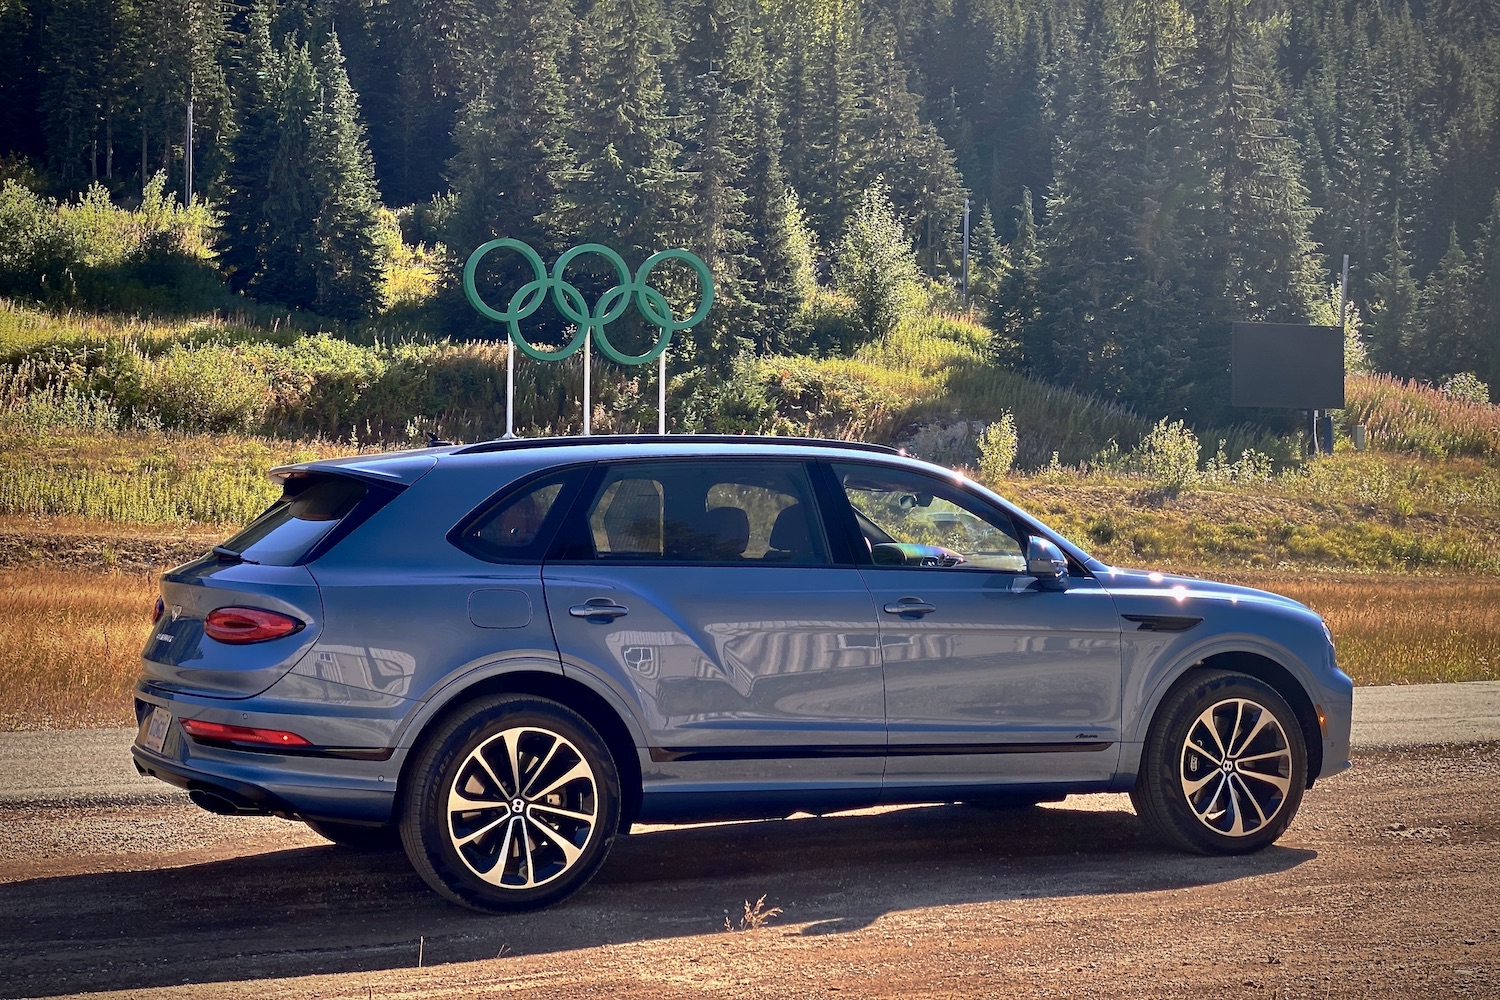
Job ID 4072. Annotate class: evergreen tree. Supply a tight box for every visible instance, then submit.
[853,22,965,273]
[672,0,759,359]
[221,0,281,292]
[555,0,693,363]
[1472,193,1500,401]
[991,189,1039,365]
[1366,210,1420,376]
[307,30,385,318]
[968,201,1000,304]
[443,0,572,261]
[40,0,139,186]
[0,0,46,165]
[833,182,922,340]
[557,0,684,258]
[1418,226,1476,381]
[1031,16,1159,407]
[740,25,809,353]
[136,0,232,196]
[255,40,319,308]
[790,0,864,239]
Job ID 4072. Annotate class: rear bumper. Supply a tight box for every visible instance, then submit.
[131,738,398,824]
[130,686,403,825]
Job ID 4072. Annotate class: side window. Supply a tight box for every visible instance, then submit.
[583,461,829,565]
[452,471,581,563]
[832,463,1027,572]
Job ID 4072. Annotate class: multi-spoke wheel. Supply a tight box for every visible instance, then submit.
[1132,670,1307,854]
[400,696,621,912]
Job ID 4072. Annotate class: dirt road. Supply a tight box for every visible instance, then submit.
[1,738,1497,1000]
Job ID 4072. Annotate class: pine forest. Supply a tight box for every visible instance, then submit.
[2,0,1499,423]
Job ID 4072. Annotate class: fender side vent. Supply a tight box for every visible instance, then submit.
[1122,614,1203,632]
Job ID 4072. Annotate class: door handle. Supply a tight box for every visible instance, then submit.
[883,598,937,617]
[569,600,629,620]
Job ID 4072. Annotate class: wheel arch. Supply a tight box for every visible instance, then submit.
[1148,651,1324,788]
[396,669,645,831]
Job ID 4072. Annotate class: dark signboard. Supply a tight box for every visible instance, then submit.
[1231,322,1345,409]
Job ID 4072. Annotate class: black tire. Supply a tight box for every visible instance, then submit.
[1131,669,1307,855]
[398,695,621,912]
[304,818,402,851]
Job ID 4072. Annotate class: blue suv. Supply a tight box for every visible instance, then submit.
[132,435,1353,911]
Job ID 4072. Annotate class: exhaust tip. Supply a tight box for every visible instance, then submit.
[188,787,265,816]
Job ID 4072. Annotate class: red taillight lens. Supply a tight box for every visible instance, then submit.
[203,607,303,644]
[152,597,165,623]
[179,719,312,747]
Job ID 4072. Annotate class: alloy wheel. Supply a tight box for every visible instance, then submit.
[1178,697,1294,838]
[446,726,600,889]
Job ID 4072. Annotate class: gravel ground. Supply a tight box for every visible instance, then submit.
[0,742,1496,1000]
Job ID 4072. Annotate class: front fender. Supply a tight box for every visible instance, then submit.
[1124,632,1320,746]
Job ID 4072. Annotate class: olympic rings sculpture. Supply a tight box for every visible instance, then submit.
[462,239,714,366]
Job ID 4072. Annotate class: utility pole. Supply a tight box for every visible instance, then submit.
[184,94,194,204]
[961,197,971,308]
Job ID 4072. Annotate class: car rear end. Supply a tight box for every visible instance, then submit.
[131,455,435,823]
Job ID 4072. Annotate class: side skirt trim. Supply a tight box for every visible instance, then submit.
[648,742,1114,763]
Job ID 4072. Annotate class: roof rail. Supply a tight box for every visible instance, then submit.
[451,434,902,456]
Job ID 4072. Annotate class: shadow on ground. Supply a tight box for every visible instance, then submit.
[0,801,1313,997]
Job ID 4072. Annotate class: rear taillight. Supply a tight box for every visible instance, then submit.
[203,607,303,644]
[179,720,312,747]
[152,597,164,623]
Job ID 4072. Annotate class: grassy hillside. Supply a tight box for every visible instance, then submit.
[2,297,1498,578]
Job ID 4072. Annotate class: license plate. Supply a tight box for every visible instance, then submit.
[138,706,171,755]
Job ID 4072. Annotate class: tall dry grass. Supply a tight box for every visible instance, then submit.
[1222,572,1500,686]
[1343,373,1500,462]
[2,567,1494,733]
[0,568,157,729]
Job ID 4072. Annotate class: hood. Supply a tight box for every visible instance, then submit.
[1093,566,1312,615]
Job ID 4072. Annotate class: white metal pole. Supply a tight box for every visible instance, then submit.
[658,349,667,435]
[505,339,515,438]
[583,330,592,436]
[961,197,970,307]
[1338,254,1351,328]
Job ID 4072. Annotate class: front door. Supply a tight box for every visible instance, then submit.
[826,461,1123,795]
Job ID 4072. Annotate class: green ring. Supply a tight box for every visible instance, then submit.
[461,240,714,366]
[463,239,547,324]
[592,285,674,365]
[635,249,715,330]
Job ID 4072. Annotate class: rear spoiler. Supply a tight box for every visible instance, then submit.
[269,453,439,488]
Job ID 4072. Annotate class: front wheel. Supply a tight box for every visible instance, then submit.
[1131,670,1307,854]
[399,695,621,912]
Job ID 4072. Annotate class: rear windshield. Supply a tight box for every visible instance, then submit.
[220,475,370,566]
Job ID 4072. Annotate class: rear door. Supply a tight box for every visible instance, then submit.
[543,458,886,800]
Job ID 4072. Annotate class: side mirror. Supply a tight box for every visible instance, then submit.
[1026,536,1069,590]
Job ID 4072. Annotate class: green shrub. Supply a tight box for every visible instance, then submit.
[1133,418,1201,491]
[1441,372,1491,405]
[0,175,226,313]
[978,413,1019,481]
[140,344,270,432]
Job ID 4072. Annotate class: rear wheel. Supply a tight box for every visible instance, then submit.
[1131,670,1306,854]
[399,695,621,912]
